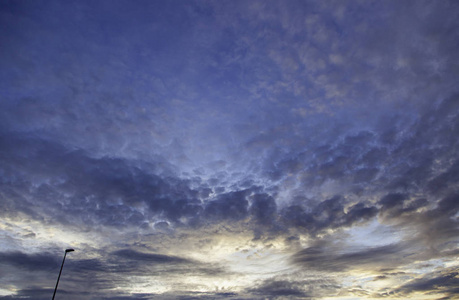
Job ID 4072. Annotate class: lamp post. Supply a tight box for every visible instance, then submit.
[52,248,74,300]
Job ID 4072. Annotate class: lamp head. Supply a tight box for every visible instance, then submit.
[65,249,75,253]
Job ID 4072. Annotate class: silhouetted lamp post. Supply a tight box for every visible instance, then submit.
[52,248,74,300]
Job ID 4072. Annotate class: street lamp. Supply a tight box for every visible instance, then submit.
[52,249,75,300]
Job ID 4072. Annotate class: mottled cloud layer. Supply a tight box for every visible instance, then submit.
[1,0,458,299]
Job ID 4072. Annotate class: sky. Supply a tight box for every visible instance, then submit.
[0,0,458,299]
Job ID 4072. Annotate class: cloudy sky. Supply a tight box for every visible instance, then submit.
[1,0,459,299]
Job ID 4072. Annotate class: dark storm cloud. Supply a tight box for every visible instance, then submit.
[0,131,246,229]
[231,3,459,200]
[0,251,96,300]
[428,160,459,195]
[414,193,459,248]
[0,132,192,227]
[0,251,59,271]
[249,276,341,299]
[250,127,388,194]
[249,280,310,297]
[92,248,228,278]
[249,193,277,225]
[389,268,459,298]
[113,249,191,265]
[379,95,459,194]
[246,93,459,245]
[0,248,229,300]
[266,96,458,197]
[204,190,249,221]
[73,250,230,299]
[0,132,285,232]
[152,291,242,300]
[375,191,459,251]
[293,241,407,272]
[281,196,377,236]
[379,194,429,220]
[377,193,423,220]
